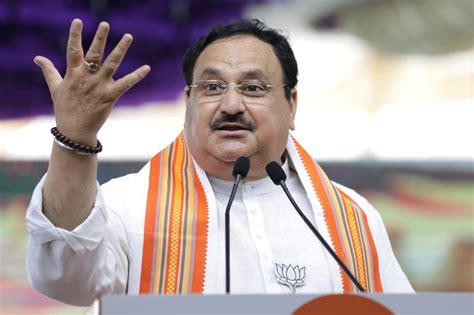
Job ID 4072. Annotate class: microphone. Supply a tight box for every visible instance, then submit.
[225,156,250,294]
[265,161,366,292]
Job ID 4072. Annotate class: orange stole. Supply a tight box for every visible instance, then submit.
[292,137,383,292]
[139,134,208,294]
[139,133,382,294]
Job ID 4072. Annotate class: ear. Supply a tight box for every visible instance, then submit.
[289,88,297,131]
[184,86,191,107]
[183,87,191,128]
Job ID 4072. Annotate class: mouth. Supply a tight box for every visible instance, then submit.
[215,123,251,132]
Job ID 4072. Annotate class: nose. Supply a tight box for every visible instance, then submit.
[219,85,246,115]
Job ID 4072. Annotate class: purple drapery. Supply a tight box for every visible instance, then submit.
[0,0,270,119]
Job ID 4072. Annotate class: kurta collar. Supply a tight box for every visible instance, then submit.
[207,159,291,196]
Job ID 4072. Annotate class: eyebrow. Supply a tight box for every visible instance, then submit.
[197,68,270,81]
[199,68,222,78]
[241,69,269,81]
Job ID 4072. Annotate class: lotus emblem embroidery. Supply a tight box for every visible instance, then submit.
[275,263,305,294]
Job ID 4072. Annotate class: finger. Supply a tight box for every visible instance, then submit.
[101,33,133,78]
[114,65,151,96]
[84,21,110,64]
[66,18,84,70]
[34,56,62,92]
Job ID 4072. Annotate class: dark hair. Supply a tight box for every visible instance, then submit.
[182,19,298,100]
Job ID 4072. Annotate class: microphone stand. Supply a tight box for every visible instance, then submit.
[225,173,243,294]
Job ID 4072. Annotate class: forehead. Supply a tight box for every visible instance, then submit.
[193,35,283,82]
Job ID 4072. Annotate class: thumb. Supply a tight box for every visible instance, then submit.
[34,56,62,92]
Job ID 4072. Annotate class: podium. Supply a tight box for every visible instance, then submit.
[99,293,473,314]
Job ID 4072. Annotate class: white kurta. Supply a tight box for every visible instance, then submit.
[26,158,413,306]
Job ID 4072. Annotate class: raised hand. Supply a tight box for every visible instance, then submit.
[34,19,150,146]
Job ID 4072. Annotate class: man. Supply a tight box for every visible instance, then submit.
[26,18,413,306]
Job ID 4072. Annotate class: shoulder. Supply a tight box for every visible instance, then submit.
[101,161,151,193]
[333,182,414,292]
[99,161,152,220]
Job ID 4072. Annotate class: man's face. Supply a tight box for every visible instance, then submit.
[184,35,297,180]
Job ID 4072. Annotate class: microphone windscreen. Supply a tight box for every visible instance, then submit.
[232,157,250,178]
[265,161,287,185]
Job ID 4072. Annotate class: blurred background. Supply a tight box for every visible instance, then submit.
[0,0,473,313]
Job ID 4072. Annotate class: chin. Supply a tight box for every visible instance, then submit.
[214,151,247,162]
[211,146,252,162]
[210,139,254,160]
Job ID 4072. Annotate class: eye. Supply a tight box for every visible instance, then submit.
[242,82,265,92]
[203,81,225,92]
[240,81,269,96]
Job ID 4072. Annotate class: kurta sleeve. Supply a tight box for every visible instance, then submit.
[333,183,415,293]
[26,174,130,306]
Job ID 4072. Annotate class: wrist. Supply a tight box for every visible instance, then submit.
[51,127,102,155]
[55,126,98,147]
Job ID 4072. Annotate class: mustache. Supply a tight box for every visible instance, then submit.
[210,113,256,131]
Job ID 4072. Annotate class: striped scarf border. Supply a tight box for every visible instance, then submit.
[338,189,382,292]
[292,137,382,292]
[139,134,208,294]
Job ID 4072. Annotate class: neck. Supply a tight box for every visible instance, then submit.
[200,153,286,182]
[202,160,266,181]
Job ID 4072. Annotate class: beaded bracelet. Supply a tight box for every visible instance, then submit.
[51,127,102,155]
